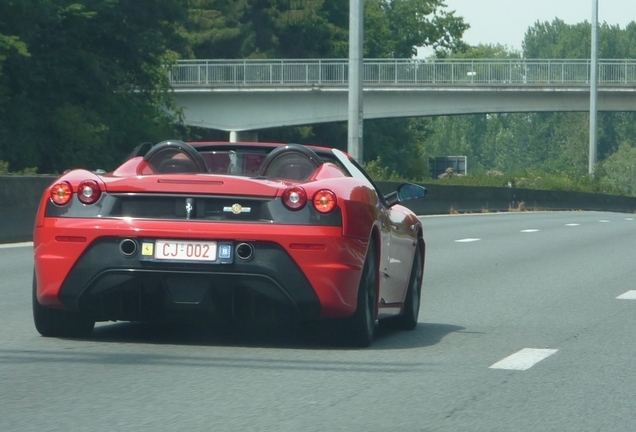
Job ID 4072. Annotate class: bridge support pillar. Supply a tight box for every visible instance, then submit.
[229,131,258,142]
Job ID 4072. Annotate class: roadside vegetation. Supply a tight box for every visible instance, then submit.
[1,1,636,197]
[364,163,630,197]
[0,161,37,175]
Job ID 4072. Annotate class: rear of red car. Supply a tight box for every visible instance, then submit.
[33,144,379,337]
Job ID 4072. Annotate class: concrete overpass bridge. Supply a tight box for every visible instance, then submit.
[169,58,636,137]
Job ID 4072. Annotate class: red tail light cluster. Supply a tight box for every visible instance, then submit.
[282,187,307,210]
[50,180,102,206]
[50,182,73,206]
[282,187,337,214]
[313,190,337,214]
[77,180,102,204]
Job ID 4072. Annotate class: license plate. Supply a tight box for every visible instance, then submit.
[154,240,217,262]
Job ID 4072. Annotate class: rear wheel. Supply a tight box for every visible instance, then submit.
[380,241,423,331]
[343,240,377,347]
[32,272,94,338]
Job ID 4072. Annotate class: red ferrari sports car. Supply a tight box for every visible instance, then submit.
[33,140,426,346]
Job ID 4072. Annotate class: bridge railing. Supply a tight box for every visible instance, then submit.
[170,59,636,86]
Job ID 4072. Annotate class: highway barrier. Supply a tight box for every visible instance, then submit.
[1,176,55,244]
[2,176,635,244]
[376,182,636,216]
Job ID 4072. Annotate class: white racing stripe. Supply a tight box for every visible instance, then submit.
[617,291,636,300]
[455,238,481,243]
[0,242,33,249]
[490,348,558,371]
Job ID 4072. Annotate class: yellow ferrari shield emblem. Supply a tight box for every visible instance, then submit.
[141,243,154,256]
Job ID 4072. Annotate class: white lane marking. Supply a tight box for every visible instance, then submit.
[455,238,481,243]
[0,242,33,249]
[626,218,634,221]
[599,220,610,223]
[520,229,539,233]
[617,291,636,300]
[565,223,580,226]
[489,348,558,371]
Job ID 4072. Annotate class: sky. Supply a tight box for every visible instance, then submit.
[438,0,636,53]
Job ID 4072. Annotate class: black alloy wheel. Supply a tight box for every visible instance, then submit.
[344,239,377,347]
[379,241,423,331]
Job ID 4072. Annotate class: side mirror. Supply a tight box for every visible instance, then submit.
[385,183,427,206]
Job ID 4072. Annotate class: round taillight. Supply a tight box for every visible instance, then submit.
[313,190,337,214]
[50,182,73,206]
[282,186,307,210]
[77,180,102,204]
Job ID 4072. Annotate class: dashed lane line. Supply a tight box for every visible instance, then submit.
[455,238,481,243]
[490,348,558,371]
[617,291,636,300]
[520,229,540,233]
[0,242,33,249]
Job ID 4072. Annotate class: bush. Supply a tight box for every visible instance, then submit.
[363,158,408,182]
[596,142,636,197]
[366,158,630,197]
[0,160,38,175]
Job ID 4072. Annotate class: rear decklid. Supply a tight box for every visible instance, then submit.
[101,173,283,198]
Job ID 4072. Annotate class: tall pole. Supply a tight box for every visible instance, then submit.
[348,0,364,162]
[589,0,599,175]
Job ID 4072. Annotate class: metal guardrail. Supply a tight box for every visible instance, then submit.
[170,59,636,86]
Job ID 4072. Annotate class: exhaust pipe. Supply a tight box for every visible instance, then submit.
[236,243,254,261]
[119,238,138,257]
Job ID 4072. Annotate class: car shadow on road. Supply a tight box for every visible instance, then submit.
[87,319,464,350]
[373,322,466,350]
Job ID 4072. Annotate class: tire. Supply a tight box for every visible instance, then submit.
[343,239,377,347]
[380,241,423,331]
[32,271,95,338]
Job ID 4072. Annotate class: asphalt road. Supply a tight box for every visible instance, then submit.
[1,211,635,432]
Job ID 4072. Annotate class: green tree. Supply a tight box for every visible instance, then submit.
[179,0,245,59]
[523,19,591,59]
[0,33,28,73]
[443,43,520,59]
[0,0,189,173]
[182,0,348,59]
[597,141,636,196]
[0,3,30,169]
[421,114,482,171]
[375,0,469,57]
[183,0,468,59]
[523,19,636,59]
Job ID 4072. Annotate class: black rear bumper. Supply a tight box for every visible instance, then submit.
[58,237,321,322]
